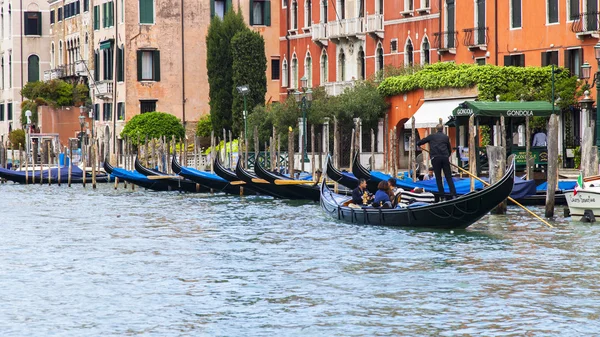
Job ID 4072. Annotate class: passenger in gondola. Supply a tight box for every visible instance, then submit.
[373,181,393,208]
[388,178,403,196]
[351,178,372,206]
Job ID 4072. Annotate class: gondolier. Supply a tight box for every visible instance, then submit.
[417,124,457,198]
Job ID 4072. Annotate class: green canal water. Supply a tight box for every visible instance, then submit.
[0,183,599,336]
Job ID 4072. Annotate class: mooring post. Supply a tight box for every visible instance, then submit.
[525,116,531,180]
[545,114,559,218]
[289,127,295,178]
[68,146,72,187]
[57,145,61,187]
[468,115,476,192]
[25,144,29,185]
[47,141,51,185]
[92,140,98,189]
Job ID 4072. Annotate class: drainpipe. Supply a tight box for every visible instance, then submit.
[112,0,118,154]
[494,0,498,65]
[181,0,186,130]
[437,0,441,62]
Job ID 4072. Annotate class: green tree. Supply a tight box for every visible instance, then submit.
[120,112,185,145]
[196,114,212,137]
[231,30,267,135]
[206,8,248,133]
[8,129,25,149]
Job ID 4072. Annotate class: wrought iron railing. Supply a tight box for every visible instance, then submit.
[463,27,488,47]
[433,31,458,50]
[570,11,600,33]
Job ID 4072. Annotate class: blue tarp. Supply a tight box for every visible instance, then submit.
[480,176,536,199]
[0,165,85,180]
[179,166,229,183]
[370,170,485,194]
[536,181,577,192]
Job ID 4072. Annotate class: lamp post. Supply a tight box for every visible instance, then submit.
[294,76,312,165]
[236,84,250,142]
[25,110,32,157]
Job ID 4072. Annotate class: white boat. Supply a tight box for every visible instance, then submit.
[565,177,600,220]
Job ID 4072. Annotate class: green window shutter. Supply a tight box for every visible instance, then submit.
[139,0,154,24]
[93,6,98,29]
[108,2,113,26]
[118,48,124,82]
[210,0,215,17]
[153,50,160,81]
[137,50,143,81]
[249,0,254,25]
[38,12,42,34]
[102,3,106,27]
[94,51,100,80]
[226,0,232,12]
[264,1,271,26]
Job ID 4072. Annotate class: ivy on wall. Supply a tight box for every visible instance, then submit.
[378,63,584,109]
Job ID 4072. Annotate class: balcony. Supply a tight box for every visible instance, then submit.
[571,12,600,39]
[365,14,384,38]
[43,70,51,81]
[311,22,329,46]
[327,17,365,42]
[463,27,488,51]
[433,31,458,54]
[75,60,88,76]
[323,80,355,96]
[94,80,114,99]
[47,67,64,80]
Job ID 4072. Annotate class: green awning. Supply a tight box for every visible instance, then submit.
[452,101,555,118]
[100,39,113,50]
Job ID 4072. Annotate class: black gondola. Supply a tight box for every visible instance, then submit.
[104,160,172,191]
[212,155,258,195]
[0,166,111,184]
[253,158,320,201]
[235,159,297,199]
[326,156,360,190]
[134,157,202,193]
[171,156,245,195]
[320,155,517,230]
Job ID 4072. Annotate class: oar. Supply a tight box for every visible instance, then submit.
[230,181,246,185]
[274,180,318,185]
[147,175,183,180]
[420,148,554,229]
[251,178,270,184]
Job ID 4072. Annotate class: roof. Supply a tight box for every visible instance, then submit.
[452,101,555,117]
[404,97,476,129]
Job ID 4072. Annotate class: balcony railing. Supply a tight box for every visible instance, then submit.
[365,14,384,34]
[571,12,600,37]
[328,17,365,39]
[323,80,355,96]
[312,22,328,41]
[50,67,64,80]
[463,27,488,49]
[95,80,114,98]
[433,31,458,51]
[43,70,51,81]
[75,60,88,76]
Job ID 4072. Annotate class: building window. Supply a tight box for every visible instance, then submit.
[291,0,298,29]
[271,59,280,80]
[1,55,5,89]
[58,7,63,21]
[568,0,579,21]
[102,44,114,80]
[404,0,414,12]
[541,51,558,66]
[250,0,271,26]
[84,0,90,12]
[475,0,485,44]
[120,0,124,23]
[139,0,154,24]
[103,103,112,121]
[140,100,157,114]
[511,0,521,28]
[405,39,414,66]
[7,102,12,120]
[103,2,114,28]
[8,52,11,88]
[117,102,125,120]
[28,55,39,82]
[338,49,345,81]
[137,50,161,81]
[357,47,365,80]
[93,5,100,30]
[8,5,11,37]
[504,54,525,67]
[565,48,582,78]
[390,39,398,53]
[94,50,99,80]
[421,37,430,65]
[305,52,312,87]
[475,57,486,65]
[337,0,345,19]
[94,103,100,120]
[320,51,328,84]
[291,54,298,89]
[24,12,42,36]
[420,0,429,9]
[446,0,455,48]
[305,0,312,27]
[50,10,55,24]
[376,0,384,14]
[321,0,328,23]
[376,44,384,72]
[117,46,124,82]
[0,104,3,121]
[547,0,558,24]
[282,58,288,87]
[212,0,226,19]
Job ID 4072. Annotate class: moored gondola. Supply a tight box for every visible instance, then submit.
[320,155,516,230]
[171,156,244,195]
[104,160,172,191]
[212,155,258,195]
[0,165,110,184]
[235,159,297,199]
[134,157,202,193]
[326,156,359,190]
[253,158,320,201]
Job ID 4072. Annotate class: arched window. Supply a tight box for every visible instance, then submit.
[376,0,383,14]
[358,0,364,17]
[291,0,298,29]
[305,52,312,88]
[291,53,298,89]
[405,38,414,66]
[1,8,4,39]
[1,55,4,89]
[51,42,55,69]
[320,50,328,84]
[59,40,63,66]
[28,55,39,82]
[337,0,345,19]
[357,47,365,80]
[338,48,345,81]
[282,58,289,87]
[8,51,11,88]
[376,43,384,73]
[321,0,328,23]
[421,37,430,65]
[8,5,11,37]
[305,0,312,27]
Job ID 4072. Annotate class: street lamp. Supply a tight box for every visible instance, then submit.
[294,76,312,165]
[236,84,250,142]
[25,110,32,157]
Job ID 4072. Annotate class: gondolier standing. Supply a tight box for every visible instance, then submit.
[417,124,457,199]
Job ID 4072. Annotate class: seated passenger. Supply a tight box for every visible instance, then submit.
[373,181,393,208]
[388,178,404,196]
[351,178,372,206]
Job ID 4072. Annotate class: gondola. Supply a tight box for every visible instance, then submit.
[212,155,258,195]
[104,160,173,191]
[253,157,320,201]
[171,156,244,195]
[234,158,297,199]
[134,157,202,193]
[320,155,517,230]
[0,165,111,184]
[326,157,360,190]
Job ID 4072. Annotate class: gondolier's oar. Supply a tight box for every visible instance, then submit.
[147,175,183,180]
[230,181,246,185]
[274,180,317,185]
[420,148,554,228]
[251,178,270,184]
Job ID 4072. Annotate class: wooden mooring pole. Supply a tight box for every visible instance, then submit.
[545,114,559,218]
